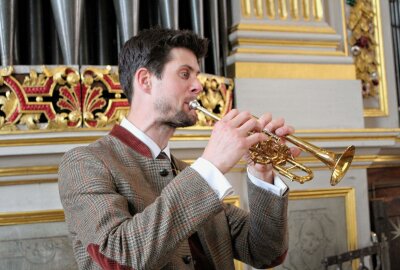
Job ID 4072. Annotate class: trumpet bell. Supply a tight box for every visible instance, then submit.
[330,145,355,186]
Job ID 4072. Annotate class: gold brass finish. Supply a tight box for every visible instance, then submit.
[189,100,355,185]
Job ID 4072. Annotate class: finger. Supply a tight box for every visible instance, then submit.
[290,147,302,158]
[257,113,272,132]
[275,124,295,136]
[237,118,259,136]
[230,111,253,128]
[221,109,239,122]
[246,131,268,148]
[265,117,285,133]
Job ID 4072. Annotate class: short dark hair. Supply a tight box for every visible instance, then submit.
[118,27,209,103]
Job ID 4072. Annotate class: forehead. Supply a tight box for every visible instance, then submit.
[167,48,200,70]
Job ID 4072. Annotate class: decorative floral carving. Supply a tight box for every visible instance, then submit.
[347,0,379,97]
[0,90,18,119]
[0,66,82,131]
[81,66,129,128]
[0,66,234,132]
[196,74,234,126]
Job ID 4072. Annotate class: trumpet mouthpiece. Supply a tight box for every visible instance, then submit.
[189,100,200,110]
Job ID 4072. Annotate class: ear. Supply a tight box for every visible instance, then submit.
[135,68,152,92]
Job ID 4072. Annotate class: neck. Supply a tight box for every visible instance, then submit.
[126,109,175,150]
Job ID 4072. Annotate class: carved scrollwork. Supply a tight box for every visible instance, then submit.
[0,66,234,132]
[0,66,82,131]
[347,0,379,98]
[81,66,129,128]
[196,73,234,126]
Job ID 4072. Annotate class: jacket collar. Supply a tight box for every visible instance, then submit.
[110,124,153,158]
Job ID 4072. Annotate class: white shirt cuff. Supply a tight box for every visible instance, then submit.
[247,167,288,196]
[191,158,234,200]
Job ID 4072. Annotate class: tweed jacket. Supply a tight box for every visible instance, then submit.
[58,124,289,270]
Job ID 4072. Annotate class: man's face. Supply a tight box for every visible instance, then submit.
[151,48,203,128]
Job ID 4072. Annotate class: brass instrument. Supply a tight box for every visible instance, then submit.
[189,100,355,186]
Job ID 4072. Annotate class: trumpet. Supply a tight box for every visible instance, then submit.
[189,100,355,186]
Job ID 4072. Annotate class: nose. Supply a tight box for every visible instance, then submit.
[191,77,203,95]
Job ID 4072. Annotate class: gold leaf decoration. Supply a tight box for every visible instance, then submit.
[347,0,379,97]
[19,114,41,130]
[0,91,18,118]
[47,113,69,129]
[23,70,47,87]
[196,74,234,126]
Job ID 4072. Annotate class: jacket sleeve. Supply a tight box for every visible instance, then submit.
[224,178,289,268]
[58,147,223,269]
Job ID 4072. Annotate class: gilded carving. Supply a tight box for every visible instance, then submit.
[0,66,13,77]
[0,68,18,130]
[0,66,82,131]
[0,67,233,132]
[347,0,379,98]
[23,70,47,87]
[43,66,80,86]
[243,0,323,21]
[81,66,129,128]
[196,74,233,126]
[55,86,82,127]
[0,90,18,119]
[19,114,41,130]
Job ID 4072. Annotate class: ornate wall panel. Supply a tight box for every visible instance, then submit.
[0,66,82,131]
[347,0,389,117]
[0,66,233,132]
[81,66,128,128]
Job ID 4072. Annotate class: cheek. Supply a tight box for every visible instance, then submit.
[160,82,179,96]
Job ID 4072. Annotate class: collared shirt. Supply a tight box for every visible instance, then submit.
[120,118,287,199]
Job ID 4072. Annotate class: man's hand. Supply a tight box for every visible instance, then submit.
[201,109,267,174]
[246,113,301,183]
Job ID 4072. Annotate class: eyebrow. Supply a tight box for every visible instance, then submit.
[180,64,201,75]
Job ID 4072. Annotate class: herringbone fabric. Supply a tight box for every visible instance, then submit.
[58,125,289,270]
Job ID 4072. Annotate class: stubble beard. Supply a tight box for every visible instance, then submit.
[155,100,197,128]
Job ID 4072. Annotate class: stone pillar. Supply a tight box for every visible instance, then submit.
[227,2,371,269]
[228,0,364,130]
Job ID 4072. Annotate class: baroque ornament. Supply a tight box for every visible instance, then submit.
[0,66,82,131]
[0,66,231,132]
[347,0,379,98]
[81,66,129,128]
[196,74,233,126]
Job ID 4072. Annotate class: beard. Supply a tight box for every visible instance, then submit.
[155,99,197,128]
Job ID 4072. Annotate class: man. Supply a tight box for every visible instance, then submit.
[59,28,298,269]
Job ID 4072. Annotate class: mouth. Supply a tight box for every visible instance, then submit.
[184,100,195,111]
[184,101,198,119]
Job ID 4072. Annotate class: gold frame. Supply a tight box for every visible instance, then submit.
[363,0,388,117]
[0,196,240,226]
[280,188,358,269]
[288,188,358,251]
[352,0,388,117]
[0,209,65,226]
